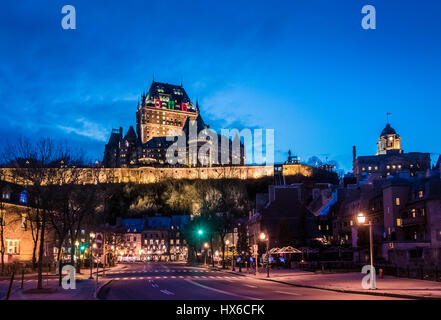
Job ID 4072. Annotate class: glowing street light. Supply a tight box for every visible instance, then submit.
[357,213,366,224]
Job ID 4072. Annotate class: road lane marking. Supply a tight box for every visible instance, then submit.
[185,279,260,300]
[160,289,174,295]
[244,284,258,288]
[274,291,300,296]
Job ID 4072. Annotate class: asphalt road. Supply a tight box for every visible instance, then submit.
[98,262,400,300]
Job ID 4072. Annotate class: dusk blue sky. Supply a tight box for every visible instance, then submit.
[1,0,440,171]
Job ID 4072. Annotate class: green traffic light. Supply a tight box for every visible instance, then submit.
[198,229,203,235]
[79,245,86,252]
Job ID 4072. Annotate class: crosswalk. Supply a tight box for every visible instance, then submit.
[106,269,220,275]
[109,275,241,281]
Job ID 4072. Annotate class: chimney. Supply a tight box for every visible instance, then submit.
[352,146,357,161]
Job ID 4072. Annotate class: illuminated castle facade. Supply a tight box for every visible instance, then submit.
[103,81,245,168]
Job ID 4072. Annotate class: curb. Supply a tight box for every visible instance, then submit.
[219,269,440,300]
[259,277,439,300]
[95,280,113,300]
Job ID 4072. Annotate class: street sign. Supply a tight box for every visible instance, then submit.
[95,233,103,250]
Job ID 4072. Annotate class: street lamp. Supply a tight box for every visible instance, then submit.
[357,212,375,289]
[259,233,270,278]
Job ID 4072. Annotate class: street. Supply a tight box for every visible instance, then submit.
[98,262,400,300]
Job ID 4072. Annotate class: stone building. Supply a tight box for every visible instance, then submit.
[331,121,441,266]
[353,123,431,179]
[0,182,55,265]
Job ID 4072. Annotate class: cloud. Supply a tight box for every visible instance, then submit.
[57,118,109,142]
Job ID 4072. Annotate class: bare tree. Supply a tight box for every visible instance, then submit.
[3,137,86,289]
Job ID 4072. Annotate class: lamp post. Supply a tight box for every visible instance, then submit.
[203,243,209,266]
[225,239,230,269]
[357,213,375,289]
[232,229,236,271]
[259,232,270,278]
[75,241,80,273]
[89,233,95,279]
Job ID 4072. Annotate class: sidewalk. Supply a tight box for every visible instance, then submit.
[219,266,441,299]
[0,264,124,300]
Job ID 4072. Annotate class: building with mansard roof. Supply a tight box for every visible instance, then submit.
[103,81,245,168]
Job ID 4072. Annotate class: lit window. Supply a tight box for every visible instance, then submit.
[19,191,28,204]
[396,219,401,226]
[392,165,396,169]
[374,166,378,170]
[418,191,424,198]
[318,225,321,230]
[6,240,19,254]
[387,165,390,169]
[398,165,402,169]
[368,166,372,171]
[21,215,27,230]
[362,168,365,171]
[0,209,4,226]
[395,198,400,206]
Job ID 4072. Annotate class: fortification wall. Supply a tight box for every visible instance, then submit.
[0,164,315,185]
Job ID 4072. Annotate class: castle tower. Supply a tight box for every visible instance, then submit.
[136,81,199,144]
[376,123,402,155]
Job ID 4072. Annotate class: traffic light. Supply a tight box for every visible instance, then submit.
[79,244,87,253]
[197,229,203,235]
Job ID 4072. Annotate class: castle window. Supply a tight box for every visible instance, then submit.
[419,191,424,198]
[368,166,372,171]
[395,197,400,206]
[375,166,378,170]
[398,165,402,169]
[387,165,390,169]
[396,218,401,227]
